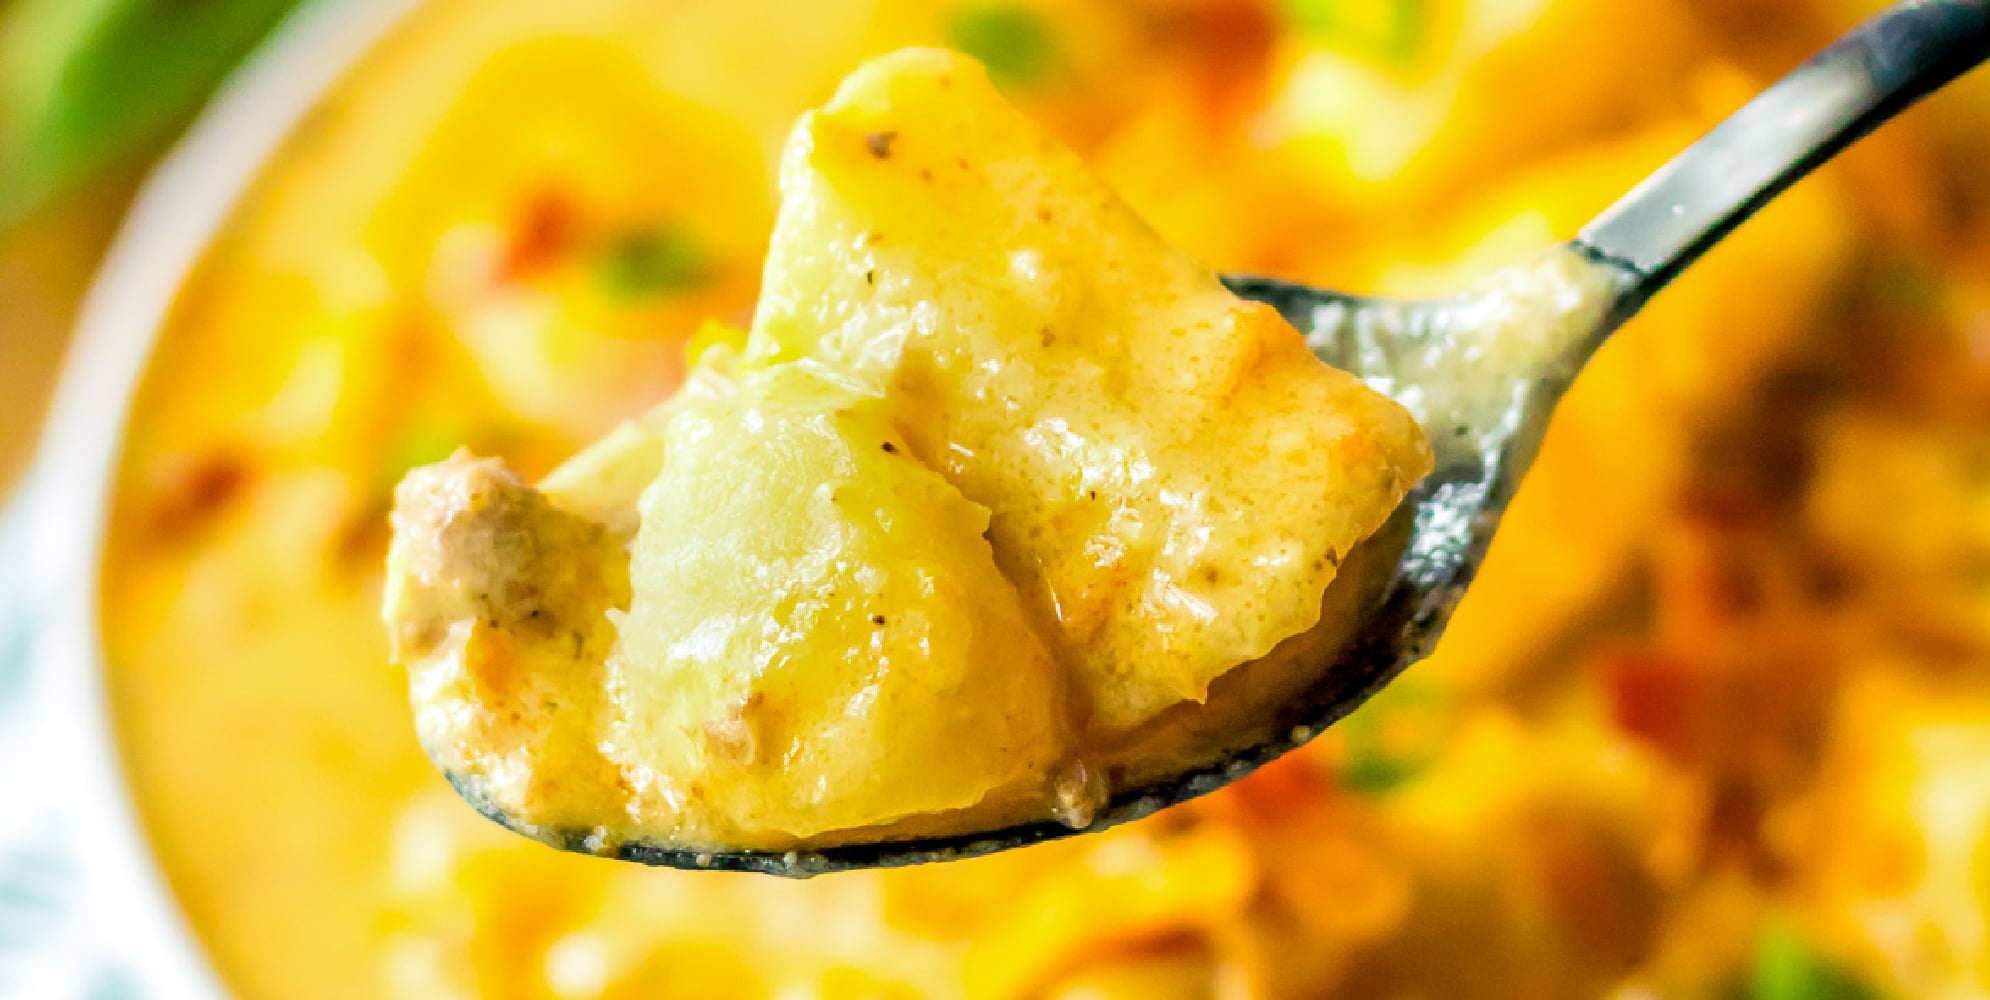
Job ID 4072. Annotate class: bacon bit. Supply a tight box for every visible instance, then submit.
[1524,809,1661,966]
[1704,778,1783,879]
[1166,0,1278,119]
[1209,751,1336,825]
[502,189,579,281]
[145,452,249,538]
[1602,647,1699,763]
[336,496,393,567]
[865,130,899,159]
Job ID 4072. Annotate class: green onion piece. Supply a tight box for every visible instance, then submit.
[1337,680,1450,795]
[598,225,714,299]
[1277,0,1431,69]
[1749,919,1888,1000]
[380,418,470,493]
[1279,0,1340,37]
[945,3,1058,89]
[1388,0,1430,66]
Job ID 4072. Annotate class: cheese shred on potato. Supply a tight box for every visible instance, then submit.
[384,48,1430,851]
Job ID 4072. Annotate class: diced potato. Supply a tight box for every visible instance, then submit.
[383,48,1427,849]
[744,49,1431,731]
[608,360,1069,844]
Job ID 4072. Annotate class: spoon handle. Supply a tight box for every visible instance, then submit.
[1578,0,1990,304]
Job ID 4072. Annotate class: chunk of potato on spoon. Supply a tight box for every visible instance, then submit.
[386,3,1990,875]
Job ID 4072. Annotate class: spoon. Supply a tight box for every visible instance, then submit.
[461,0,1990,875]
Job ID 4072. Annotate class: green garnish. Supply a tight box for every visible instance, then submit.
[1872,257,1944,314]
[1278,0,1432,69]
[945,3,1059,89]
[0,0,307,224]
[1337,679,1451,795]
[1748,918,1887,1000]
[379,418,471,495]
[597,224,714,299]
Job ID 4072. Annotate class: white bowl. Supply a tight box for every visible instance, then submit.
[0,1,418,995]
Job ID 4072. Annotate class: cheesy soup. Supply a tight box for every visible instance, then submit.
[101,0,1990,997]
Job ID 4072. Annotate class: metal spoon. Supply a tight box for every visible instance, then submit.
[463,0,1990,875]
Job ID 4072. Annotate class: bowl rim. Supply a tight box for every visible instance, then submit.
[27,0,420,993]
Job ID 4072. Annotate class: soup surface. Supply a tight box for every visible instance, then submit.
[103,0,1990,998]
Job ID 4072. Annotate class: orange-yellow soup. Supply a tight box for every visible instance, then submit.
[103,1,1990,998]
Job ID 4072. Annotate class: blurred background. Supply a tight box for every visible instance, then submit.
[0,0,308,489]
[4,0,1990,998]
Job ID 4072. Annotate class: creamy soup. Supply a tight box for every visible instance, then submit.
[102,0,1990,998]
[382,46,1430,857]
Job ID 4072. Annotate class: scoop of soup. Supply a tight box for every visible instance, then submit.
[384,48,1430,853]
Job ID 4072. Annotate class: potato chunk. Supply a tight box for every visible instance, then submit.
[388,352,1069,850]
[608,362,1068,844]
[384,48,1429,851]
[745,49,1432,731]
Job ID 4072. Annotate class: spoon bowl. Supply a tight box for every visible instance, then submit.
[463,0,1989,875]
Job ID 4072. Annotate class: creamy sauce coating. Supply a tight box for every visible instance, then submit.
[382,49,1432,853]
